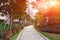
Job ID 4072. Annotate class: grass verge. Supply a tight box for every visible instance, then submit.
[11,30,22,40]
[40,31,60,40]
[35,28,60,40]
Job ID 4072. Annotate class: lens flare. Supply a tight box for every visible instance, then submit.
[48,0,57,7]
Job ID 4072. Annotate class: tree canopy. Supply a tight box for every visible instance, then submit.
[0,0,27,20]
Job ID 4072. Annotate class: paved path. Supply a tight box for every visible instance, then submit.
[16,25,49,40]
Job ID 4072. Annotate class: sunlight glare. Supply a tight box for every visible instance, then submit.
[34,9,39,13]
[48,0,57,7]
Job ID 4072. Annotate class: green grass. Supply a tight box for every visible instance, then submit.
[0,22,23,40]
[0,22,21,40]
[11,23,21,40]
[11,32,19,40]
[39,31,60,40]
[11,30,22,40]
[34,25,60,40]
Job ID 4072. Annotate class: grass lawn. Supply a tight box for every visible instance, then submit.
[39,31,60,40]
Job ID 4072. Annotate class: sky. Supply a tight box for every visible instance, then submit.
[26,0,38,19]
[26,0,58,18]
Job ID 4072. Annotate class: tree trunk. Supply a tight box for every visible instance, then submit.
[8,15,13,38]
[19,19,24,29]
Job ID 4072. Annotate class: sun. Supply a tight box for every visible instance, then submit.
[32,0,59,14]
[33,8,39,15]
[48,0,57,7]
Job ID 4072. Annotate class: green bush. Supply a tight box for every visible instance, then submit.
[0,22,10,31]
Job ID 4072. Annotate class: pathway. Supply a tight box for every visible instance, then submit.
[16,25,49,40]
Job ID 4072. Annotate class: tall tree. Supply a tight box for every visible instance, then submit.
[0,0,27,35]
[10,0,27,20]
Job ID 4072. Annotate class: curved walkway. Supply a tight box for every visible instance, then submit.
[16,25,49,40]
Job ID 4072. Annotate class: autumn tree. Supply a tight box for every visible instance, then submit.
[32,0,60,33]
[0,0,27,39]
[32,0,60,26]
[25,13,33,25]
[10,0,27,19]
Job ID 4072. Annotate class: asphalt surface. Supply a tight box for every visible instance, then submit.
[16,25,49,40]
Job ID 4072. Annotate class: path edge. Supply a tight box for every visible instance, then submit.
[16,29,24,40]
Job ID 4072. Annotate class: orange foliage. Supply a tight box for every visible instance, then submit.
[10,0,27,19]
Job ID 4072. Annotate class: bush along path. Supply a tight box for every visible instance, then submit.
[0,22,23,40]
[16,25,49,40]
[11,23,24,40]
